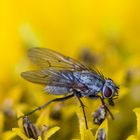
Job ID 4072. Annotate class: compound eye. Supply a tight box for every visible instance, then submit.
[103,87,113,98]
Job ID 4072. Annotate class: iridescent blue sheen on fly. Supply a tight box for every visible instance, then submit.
[20,47,119,129]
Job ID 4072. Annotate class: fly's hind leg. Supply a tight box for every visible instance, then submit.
[18,94,74,120]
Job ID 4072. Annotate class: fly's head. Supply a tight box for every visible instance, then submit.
[102,78,119,106]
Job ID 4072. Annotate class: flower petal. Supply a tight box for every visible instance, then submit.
[95,119,108,140]
[76,107,94,140]
[44,126,60,140]
[133,108,140,138]
[127,135,138,140]
[12,128,29,140]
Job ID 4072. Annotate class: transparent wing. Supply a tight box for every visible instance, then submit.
[28,47,89,70]
[90,66,105,81]
[21,70,49,85]
[21,69,74,94]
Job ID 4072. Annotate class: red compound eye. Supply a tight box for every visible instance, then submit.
[103,87,113,98]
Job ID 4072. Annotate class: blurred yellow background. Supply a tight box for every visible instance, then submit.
[1,1,140,140]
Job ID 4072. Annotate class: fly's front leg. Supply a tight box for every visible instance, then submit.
[97,95,114,120]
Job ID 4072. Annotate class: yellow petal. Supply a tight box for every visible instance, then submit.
[0,111,4,133]
[1,131,16,140]
[36,109,49,126]
[84,130,95,140]
[12,128,28,140]
[38,136,42,140]
[127,135,138,140]
[133,108,140,138]
[80,128,95,140]
[17,111,24,129]
[44,126,60,140]
[76,108,94,140]
[95,119,108,140]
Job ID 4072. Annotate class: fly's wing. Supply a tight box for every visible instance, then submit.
[91,66,105,81]
[28,47,89,71]
[21,70,49,85]
[21,69,74,95]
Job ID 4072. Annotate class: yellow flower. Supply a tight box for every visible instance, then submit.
[76,103,108,140]
[95,119,108,140]
[127,108,140,140]
[1,0,140,139]
[11,112,60,140]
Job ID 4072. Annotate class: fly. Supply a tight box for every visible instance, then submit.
[19,47,119,129]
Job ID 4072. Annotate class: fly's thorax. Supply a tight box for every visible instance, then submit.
[73,71,104,97]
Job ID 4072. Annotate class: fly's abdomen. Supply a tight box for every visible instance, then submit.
[45,70,74,95]
[45,86,70,94]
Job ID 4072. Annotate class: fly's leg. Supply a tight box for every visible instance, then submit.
[97,95,114,120]
[75,94,88,129]
[18,94,74,120]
